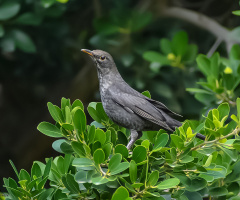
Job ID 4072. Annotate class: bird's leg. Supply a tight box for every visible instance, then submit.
[126,130,142,150]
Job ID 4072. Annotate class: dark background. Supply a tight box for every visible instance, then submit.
[0,0,239,191]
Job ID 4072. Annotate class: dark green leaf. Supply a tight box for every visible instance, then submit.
[209,187,228,197]
[132,146,147,163]
[115,144,129,158]
[0,1,20,20]
[71,141,85,157]
[37,122,62,137]
[172,31,188,56]
[12,30,36,53]
[102,143,112,160]
[0,25,4,37]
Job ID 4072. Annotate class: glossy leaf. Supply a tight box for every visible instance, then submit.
[37,122,62,137]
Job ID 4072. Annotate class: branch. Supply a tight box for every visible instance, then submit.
[191,128,240,151]
[156,6,239,52]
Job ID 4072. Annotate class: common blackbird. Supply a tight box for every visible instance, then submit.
[81,49,205,149]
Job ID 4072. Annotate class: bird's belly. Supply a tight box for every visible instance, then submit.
[103,102,146,131]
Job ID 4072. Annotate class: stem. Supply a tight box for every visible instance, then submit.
[191,128,240,151]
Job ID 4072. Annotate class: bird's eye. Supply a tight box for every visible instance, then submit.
[100,56,106,61]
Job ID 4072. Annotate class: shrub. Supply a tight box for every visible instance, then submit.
[2,96,240,200]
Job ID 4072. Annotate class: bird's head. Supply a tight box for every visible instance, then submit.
[81,49,116,74]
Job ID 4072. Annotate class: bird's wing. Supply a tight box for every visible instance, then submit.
[109,90,174,132]
[145,98,183,117]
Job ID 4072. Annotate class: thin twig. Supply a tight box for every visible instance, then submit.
[191,128,240,151]
[207,38,223,57]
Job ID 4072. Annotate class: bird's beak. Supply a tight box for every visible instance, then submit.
[81,49,93,56]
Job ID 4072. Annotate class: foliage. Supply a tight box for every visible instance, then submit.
[186,45,240,108]
[3,96,240,199]
[143,31,198,71]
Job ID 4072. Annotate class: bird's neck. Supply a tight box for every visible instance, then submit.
[97,67,123,95]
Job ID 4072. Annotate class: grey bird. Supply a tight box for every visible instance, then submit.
[81,49,205,149]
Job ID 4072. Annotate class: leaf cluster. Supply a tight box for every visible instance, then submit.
[3,96,240,200]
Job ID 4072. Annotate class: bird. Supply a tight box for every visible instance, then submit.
[81,49,205,149]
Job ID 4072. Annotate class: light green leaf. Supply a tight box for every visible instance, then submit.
[37,122,62,137]
[153,133,168,151]
[157,178,180,190]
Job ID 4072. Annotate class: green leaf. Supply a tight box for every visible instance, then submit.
[110,162,130,175]
[52,139,65,153]
[237,98,240,121]
[14,13,42,26]
[115,144,129,158]
[38,188,54,200]
[141,90,151,98]
[62,174,80,194]
[0,25,4,38]
[93,148,105,164]
[102,143,112,160]
[31,162,42,178]
[47,102,63,123]
[186,88,213,94]
[232,10,240,16]
[88,125,96,144]
[71,141,85,157]
[129,160,137,183]
[37,122,62,137]
[72,158,95,170]
[9,160,19,179]
[196,54,210,76]
[109,154,122,172]
[218,103,230,120]
[147,171,159,186]
[19,169,30,182]
[160,38,172,55]
[153,133,168,151]
[209,187,228,197]
[171,135,184,149]
[88,102,101,122]
[12,30,36,53]
[172,31,188,56]
[231,114,239,123]
[143,51,170,65]
[112,186,129,200]
[132,146,147,163]
[0,1,20,20]
[95,129,106,145]
[73,108,86,136]
[75,170,88,183]
[41,0,55,8]
[72,99,84,110]
[210,53,220,79]
[157,178,180,190]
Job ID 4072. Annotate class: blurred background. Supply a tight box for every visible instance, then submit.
[0,0,240,191]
